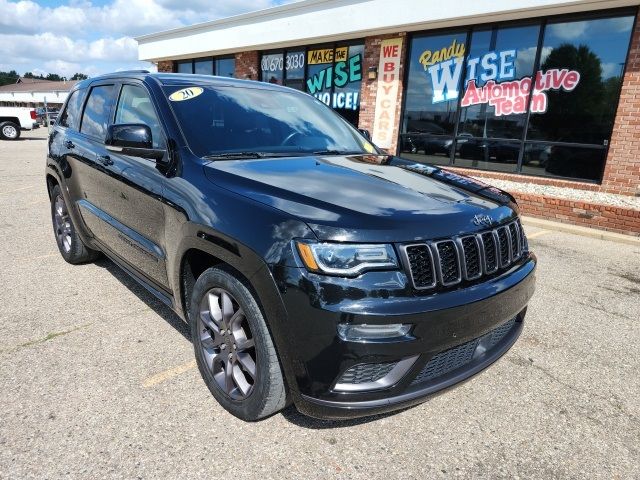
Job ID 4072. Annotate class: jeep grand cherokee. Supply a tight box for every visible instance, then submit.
[46,71,536,421]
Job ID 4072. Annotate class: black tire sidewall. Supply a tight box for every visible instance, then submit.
[190,267,284,421]
[50,185,97,264]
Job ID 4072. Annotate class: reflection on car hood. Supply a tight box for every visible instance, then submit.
[203,154,518,242]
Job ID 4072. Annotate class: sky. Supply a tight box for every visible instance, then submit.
[0,0,291,78]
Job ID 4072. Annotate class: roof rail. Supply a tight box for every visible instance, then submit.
[112,70,151,74]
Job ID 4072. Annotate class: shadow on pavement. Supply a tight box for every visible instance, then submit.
[94,257,191,342]
[278,403,415,428]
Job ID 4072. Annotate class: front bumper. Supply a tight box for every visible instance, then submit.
[273,253,536,419]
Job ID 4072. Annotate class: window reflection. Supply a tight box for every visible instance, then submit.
[401,12,635,183]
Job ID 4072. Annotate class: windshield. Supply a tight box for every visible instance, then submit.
[163,84,376,158]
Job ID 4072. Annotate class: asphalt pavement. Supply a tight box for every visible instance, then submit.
[1,128,638,479]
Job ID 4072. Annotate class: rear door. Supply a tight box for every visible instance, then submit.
[70,82,120,246]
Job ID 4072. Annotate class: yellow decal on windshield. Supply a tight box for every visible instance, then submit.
[169,87,204,102]
[363,141,375,153]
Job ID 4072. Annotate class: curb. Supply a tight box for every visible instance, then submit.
[521,216,640,246]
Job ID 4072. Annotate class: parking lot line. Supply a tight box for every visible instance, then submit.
[142,360,197,388]
[526,230,551,240]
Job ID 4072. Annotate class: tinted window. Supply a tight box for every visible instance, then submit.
[194,58,213,75]
[400,12,635,182]
[115,85,165,149]
[58,89,83,129]
[457,24,540,141]
[527,15,634,145]
[164,85,374,158]
[400,32,466,166]
[215,57,235,78]
[261,53,284,84]
[306,44,364,126]
[177,61,193,74]
[80,85,114,140]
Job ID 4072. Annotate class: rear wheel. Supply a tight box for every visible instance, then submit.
[0,121,20,140]
[190,267,287,421]
[50,184,100,264]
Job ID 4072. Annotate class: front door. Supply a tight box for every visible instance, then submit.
[99,82,170,289]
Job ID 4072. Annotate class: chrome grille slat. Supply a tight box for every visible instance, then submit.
[403,221,527,290]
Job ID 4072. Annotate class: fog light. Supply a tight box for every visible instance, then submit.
[337,323,412,342]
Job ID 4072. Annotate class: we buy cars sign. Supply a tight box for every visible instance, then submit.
[372,38,403,149]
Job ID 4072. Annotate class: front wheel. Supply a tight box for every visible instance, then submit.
[0,121,20,140]
[190,267,288,421]
[50,184,100,264]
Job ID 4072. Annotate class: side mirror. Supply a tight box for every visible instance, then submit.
[105,124,165,161]
[358,128,372,140]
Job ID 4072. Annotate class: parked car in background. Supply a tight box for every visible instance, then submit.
[36,107,60,125]
[0,107,38,140]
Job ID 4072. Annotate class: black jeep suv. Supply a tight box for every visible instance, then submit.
[46,72,536,421]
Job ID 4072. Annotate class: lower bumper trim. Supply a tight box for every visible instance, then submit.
[299,317,523,418]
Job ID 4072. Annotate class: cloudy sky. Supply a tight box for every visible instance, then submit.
[1,0,291,78]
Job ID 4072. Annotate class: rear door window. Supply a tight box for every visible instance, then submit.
[58,90,83,130]
[80,85,115,140]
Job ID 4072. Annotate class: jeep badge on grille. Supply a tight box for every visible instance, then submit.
[473,214,494,227]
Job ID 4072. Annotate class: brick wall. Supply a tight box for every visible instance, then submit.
[358,33,407,153]
[513,193,640,236]
[602,11,640,197]
[235,51,259,80]
[157,60,174,73]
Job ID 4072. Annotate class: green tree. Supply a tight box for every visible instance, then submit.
[70,73,88,80]
[45,73,63,81]
[0,70,20,86]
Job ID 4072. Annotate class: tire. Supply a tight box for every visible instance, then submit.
[190,267,287,421]
[50,184,100,264]
[0,121,20,140]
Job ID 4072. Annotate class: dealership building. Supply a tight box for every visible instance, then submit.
[137,0,640,235]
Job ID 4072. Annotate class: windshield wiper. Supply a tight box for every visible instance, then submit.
[203,152,273,160]
[311,150,368,156]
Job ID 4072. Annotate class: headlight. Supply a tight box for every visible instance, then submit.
[295,241,399,276]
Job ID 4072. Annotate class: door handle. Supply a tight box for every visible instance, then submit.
[97,154,114,166]
[65,140,75,149]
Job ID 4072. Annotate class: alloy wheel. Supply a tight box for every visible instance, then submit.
[53,195,73,253]
[2,125,18,139]
[198,288,257,400]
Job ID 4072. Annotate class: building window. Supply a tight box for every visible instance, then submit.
[216,57,235,78]
[259,42,364,126]
[175,57,235,77]
[194,58,213,75]
[177,60,193,74]
[400,10,636,183]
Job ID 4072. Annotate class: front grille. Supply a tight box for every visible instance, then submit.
[404,244,436,288]
[496,227,511,267]
[402,220,527,291]
[337,361,397,385]
[460,236,481,279]
[435,241,460,285]
[411,317,517,386]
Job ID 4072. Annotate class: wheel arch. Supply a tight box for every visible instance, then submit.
[46,173,59,199]
[175,235,299,397]
[0,117,20,125]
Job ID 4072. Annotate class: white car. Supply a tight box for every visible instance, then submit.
[0,107,38,140]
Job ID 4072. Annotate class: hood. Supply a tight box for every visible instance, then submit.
[203,154,518,242]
